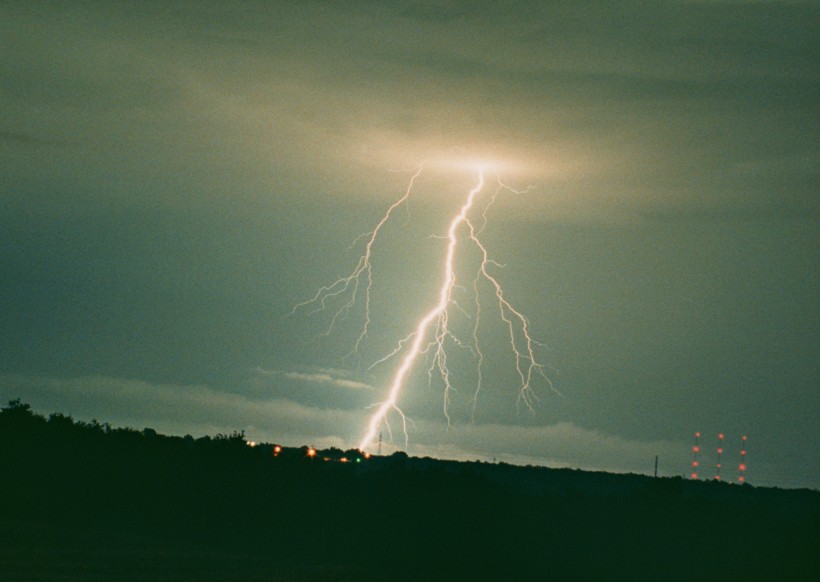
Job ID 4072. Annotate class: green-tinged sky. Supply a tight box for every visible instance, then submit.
[1,1,818,488]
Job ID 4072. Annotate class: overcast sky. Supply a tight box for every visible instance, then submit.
[1,1,817,488]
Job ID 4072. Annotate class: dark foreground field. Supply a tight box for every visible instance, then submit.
[1,400,818,581]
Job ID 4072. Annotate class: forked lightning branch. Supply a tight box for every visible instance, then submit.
[291,163,554,452]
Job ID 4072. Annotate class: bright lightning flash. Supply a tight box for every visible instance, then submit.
[291,163,553,453]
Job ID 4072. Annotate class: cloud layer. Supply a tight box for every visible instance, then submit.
[0,373,688,477]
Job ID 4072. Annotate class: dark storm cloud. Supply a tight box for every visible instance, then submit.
[0,130,71,147]
[0,1,817,488]
[3,0,816,219]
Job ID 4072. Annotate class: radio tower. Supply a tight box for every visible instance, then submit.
[691,432,701,479]
[738,435,748,484]
[715,433,725,481]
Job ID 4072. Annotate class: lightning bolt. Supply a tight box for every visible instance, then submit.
[291,163,554,453]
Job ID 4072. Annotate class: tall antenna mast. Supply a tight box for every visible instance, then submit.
[378,430,382,455]
[691,432,701,479]
[715,433,725,481]
[738,435,748,484]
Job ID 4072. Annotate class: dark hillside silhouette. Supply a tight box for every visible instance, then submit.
[1,399,818,581]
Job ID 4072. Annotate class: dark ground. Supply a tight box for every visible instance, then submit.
[1,400,818,581]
